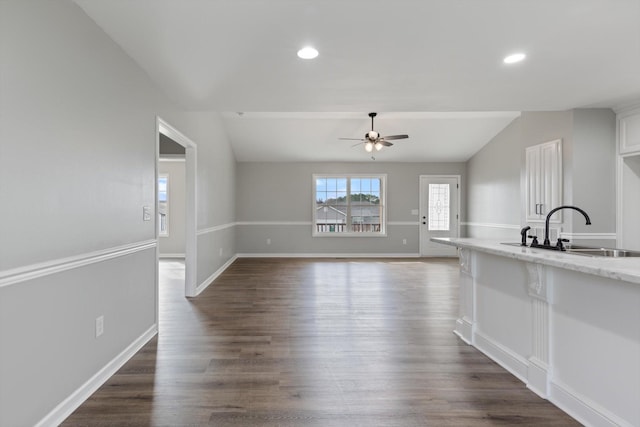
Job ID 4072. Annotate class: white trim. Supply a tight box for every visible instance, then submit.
[454,318,473,345]
[550,380,632,427]
[159,253,185,259]
[36,325,157,427]
[387,221,419,226]
[462,222,520,230]
[194,255,238,296]
[157,116,198,297]
[158,156,186,162]
[237,253,421,258]
[197,222,237,235]
[473,330,529,384]
[558,232,617,240]
[236,221,312,226]
[0,240,157,288]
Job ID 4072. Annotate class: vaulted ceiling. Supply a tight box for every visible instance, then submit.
[76,0,640,162]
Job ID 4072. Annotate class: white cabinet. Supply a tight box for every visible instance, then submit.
[618,106,640,155]
[526,139,562,222]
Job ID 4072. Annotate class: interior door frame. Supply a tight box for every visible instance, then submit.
[156,117,198,298]
[419,174,461,256]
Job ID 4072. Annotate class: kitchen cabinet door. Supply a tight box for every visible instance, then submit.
[618,106,640,155]
[526,139,562,222]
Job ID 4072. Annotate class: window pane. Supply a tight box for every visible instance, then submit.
[351,178,361,193]
[315,177,347,233]
[158,176,168,202]
[428,183,450,231]
[158,175,168,235]
[315,175,384,234]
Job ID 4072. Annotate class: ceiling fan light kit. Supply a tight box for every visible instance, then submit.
[339,112,409,156]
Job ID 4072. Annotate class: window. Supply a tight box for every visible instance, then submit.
[158,175,168,236]
[428,183,450,231]
[313,174,386,236]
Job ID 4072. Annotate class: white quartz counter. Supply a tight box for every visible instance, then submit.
[432,237,640,285]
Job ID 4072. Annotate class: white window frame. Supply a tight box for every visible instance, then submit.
[158,174,169,237]
[312,173,387,237]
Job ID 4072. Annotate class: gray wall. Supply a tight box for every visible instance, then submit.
[466,109,616,245]
[571,109,616,235]
[0,2,236,426]
[236,162,466,255]
[466,117,521,239]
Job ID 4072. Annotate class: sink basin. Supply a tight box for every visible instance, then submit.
[500,242,640,257]
[564,248,640,257]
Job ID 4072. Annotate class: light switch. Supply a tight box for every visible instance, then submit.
[143,206,152,221]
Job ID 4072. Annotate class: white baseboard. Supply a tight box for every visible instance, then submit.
[36,325,158,427]
[527,357,550,398]
[236,253,421,258]
[453,318,473,345]
[194,255,238,296]
[550,380,632,427]
[474,330,529,384]
[159,253,185,259]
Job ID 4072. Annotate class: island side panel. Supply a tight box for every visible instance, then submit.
[472,251,532,381]
[550,267,640,427]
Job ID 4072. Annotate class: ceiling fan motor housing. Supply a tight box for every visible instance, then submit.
[366,130,379,141]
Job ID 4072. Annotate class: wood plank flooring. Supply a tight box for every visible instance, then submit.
[62,258,580,426]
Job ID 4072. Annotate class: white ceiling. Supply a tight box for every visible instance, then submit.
[76,0,640,162]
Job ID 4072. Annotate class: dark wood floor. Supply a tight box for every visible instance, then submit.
[63,258,580,426]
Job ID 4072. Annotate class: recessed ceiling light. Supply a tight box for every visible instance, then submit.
[297,46,319,59]
[504,53,526,64]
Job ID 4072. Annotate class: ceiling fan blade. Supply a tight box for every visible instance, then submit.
[339,137,365,141]
[379,140,394,147]
[381,134,409,140]
[351,142,363,148]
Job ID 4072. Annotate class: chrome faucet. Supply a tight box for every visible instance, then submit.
[543,205,591,246]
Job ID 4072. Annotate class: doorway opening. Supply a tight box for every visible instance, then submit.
[419,175,460,257]
[157,117,198,298]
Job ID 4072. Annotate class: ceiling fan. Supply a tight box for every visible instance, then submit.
[340,112,409,153]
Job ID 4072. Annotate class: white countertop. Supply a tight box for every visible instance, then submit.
[432,237,640,285]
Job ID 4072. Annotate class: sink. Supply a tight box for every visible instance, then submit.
[501,242,640,257]
[564,248,640,257]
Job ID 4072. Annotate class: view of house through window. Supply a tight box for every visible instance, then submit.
[158,175,168,236]
[314,175,385,235]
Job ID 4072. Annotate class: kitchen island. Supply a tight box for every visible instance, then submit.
[433,238,640,427]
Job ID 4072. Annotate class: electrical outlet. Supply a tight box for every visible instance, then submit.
[266,238,271,245]
[142,206,151,221]
[95,315,104,338]
[402,238,407,245]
